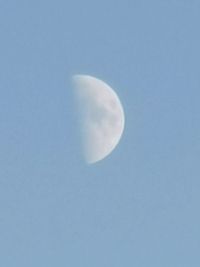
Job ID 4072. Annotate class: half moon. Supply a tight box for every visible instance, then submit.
[72,74,125,164]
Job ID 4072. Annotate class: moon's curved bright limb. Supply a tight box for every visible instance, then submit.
[72,74,125,164]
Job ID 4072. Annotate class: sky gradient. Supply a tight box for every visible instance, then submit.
[0,0,200,266]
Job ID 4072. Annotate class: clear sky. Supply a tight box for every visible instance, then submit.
[0,0,200,266]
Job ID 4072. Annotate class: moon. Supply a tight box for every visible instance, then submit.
[72,74,125,164]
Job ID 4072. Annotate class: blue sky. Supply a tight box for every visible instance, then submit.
[0,0,200,266]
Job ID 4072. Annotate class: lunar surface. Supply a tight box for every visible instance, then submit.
[72,75,125,164]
